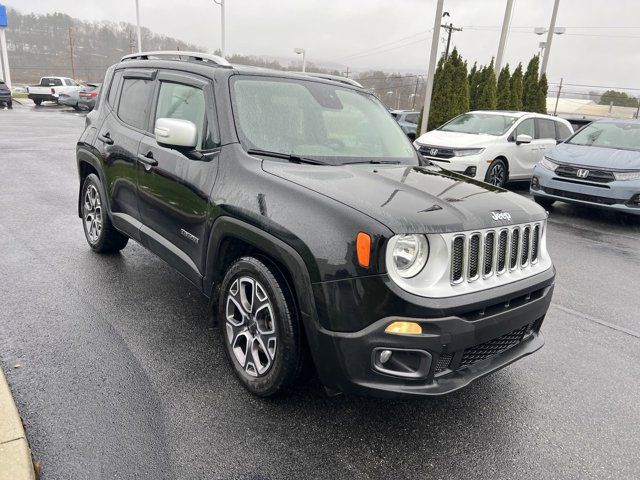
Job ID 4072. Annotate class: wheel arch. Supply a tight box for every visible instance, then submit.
[76,148,105,218]
[204,217,317,324]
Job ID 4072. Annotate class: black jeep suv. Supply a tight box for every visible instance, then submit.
[76,51,555,398]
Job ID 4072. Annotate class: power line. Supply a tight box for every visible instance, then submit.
[337,30,430,61]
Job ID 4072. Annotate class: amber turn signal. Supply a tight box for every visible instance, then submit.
[385,321,422,335]
[356,232,371,268]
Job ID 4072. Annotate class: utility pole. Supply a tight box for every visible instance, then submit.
[495,0,515,75]
[135,0,142,52]
[344,66,350,78]
[441,22,462,59]
[540,0,560,79]
[213,0,226,57]
[553,77,562,116]
[419,0,444,136]
[412,77,419,110]
[68,27,76,80]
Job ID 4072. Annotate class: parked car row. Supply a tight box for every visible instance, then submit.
[412,109,639,218]
[24,76,100,111]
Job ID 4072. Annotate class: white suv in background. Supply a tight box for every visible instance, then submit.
[414,111,574,187]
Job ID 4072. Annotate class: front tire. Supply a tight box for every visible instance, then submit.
[485,158,508,187]
[218,256,306,397]
[81,174,128,253]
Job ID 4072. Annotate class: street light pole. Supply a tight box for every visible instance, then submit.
[68,27,76,79]
[135,0,142,52]
[540,0,560,79]
[213,0,226,57]
[495,0,515,75]
[419,0,444,136]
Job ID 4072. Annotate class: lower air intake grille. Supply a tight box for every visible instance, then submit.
[459,324,530,368]
[434,353,453,373]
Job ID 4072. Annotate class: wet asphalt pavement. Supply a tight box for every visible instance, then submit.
[1,103,639,480]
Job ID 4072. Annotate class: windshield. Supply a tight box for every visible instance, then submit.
[230,76,418,165]
[439,113,518,136]
[566,122,640,151]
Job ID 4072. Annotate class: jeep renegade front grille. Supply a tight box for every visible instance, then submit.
[450,223,543,284]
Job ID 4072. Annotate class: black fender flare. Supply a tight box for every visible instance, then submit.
[204,216,317,322]
[76,145,110,218]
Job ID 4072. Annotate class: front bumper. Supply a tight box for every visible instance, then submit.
[532,164,640,215]
[310,269,554,398]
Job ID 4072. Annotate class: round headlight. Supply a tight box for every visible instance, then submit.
[392,234,429,278]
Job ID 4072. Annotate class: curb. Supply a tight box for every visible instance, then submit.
[0,369,36,480]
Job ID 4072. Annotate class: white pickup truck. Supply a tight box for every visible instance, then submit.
[27,76,82,105]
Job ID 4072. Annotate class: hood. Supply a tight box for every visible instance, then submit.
[262,162,546,234]
[416,129,497,148]
[551,143,640,170]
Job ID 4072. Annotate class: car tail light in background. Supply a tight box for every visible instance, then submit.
[80,91,98,98]
[51,88,56,94]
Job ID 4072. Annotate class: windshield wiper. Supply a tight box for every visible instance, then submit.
[346,160,401,165]
[246,148,326,165]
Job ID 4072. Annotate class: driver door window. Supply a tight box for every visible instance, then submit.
[515,119,535,138]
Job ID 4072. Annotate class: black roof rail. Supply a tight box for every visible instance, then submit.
[120,51,232,68]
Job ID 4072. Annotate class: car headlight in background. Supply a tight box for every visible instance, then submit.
[391,234,429,278]
[540,156,559,172]
[613,170,640,181]
[452,148,484,157]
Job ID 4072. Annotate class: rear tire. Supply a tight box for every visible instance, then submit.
[33,99,42,106]
[7,101,12,109]
[81,174,128,253]
[218,256,307,397]
[533,196,555,209]
[485,158,509,187]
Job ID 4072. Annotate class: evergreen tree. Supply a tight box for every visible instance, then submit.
[449,48,470,118]
[468,62,479,109]
[537,73,549,113]
[476,59,497,110]
[496,64,511,110]
[509,63,523,110]
[427,54,450,130]
[522,55,540,112]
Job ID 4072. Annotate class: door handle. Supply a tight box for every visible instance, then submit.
[137,152,158,169]
[98,132,114,145]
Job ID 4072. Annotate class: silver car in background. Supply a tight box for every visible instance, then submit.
[531,119,640,216]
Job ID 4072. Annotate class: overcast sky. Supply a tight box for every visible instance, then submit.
[6,0,640,91]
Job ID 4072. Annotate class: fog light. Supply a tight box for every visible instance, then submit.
[627,194,640,207]
[379,350,392,364]
[531,176,540,190]
[385,321,422,335]
[463,166,477,178]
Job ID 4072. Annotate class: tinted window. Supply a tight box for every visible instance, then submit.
[555,121,572,141]
[155,82,207,148]
[107,71,123,107]
[536,119,556,139]
[515,118,535,138]
[42,78,62,86]
[118,78,154,130]
[405,113,419,124]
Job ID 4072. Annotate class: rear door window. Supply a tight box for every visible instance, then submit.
[117,77,155,130]
[405,113,419,124]
[535,118,556,140]
[107,71,123,107]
